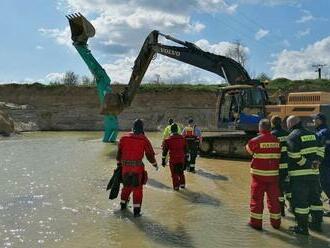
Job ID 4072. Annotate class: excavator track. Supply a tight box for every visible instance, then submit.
[199,132,255,159]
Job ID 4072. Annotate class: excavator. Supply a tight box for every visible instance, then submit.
[67,13,268,158]
[69,14,330,158]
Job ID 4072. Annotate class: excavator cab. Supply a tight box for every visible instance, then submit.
[217,85,267,133]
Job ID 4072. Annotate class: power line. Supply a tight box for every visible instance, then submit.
[223,0,287,47]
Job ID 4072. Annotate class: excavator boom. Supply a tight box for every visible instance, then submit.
[102,30,259,115]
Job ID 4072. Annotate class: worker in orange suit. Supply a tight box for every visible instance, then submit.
[245,119,281,230]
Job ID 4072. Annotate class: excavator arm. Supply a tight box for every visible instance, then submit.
[118,30,255,109]
[102,30,260,114]
[65,13,260,117]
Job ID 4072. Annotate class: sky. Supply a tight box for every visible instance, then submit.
[0,0,329,84]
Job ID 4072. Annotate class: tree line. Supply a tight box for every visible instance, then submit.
[49,71,96,86]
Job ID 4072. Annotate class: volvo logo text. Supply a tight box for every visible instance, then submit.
[160,48,180,57]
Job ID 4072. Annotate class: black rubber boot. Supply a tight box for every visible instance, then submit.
[309,222,322,232]
[120,202,127,210]
[134,207,141,217]
[289,225,309,235]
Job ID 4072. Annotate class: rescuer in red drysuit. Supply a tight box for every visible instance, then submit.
[117,119,158,217]
[162,123,187,190]
[245,119,282,230]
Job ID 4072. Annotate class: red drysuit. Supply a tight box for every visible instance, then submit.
[162,134,187,190]
[246,130,281,229]
[117,132,157,209]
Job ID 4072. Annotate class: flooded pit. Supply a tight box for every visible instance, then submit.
[0,132,329,247]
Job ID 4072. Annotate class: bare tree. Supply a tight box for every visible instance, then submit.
[49,80,61,86]
[256,72,271,82]
[225,40,248,67]
[63,71,79,86]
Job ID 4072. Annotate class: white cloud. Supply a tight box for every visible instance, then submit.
[104,55,225,84]
[296,28,311,38]
[102,39,249,84]
[38,0,246,84]
[64,0,238,14]
[39,27,71,47]
[195,39,249,55]
[41,0,240,54]
[44,72,65,82]
[239,0,299,6]
[255,29,269,40]
[296,10,314,23]
[271,36,330,79]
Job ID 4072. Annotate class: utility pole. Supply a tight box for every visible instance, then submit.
[312,64,327,79]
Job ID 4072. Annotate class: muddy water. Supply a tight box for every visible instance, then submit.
[0,132,329,248]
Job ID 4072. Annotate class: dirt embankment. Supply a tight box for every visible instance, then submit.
[0,84,218,132]
[0,107,14,135]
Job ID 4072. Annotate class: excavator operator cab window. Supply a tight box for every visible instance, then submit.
[218,87,267,131]
[219,90,241,125]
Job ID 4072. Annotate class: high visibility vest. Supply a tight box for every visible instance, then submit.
[184,126,195,137]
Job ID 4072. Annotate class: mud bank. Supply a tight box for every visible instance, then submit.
[0,84,217,132]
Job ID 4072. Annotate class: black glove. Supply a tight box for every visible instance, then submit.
[161,158,166,167]
[312,160,320,169]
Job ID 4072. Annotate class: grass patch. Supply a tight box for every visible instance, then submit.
[266,78,330,93]
[138,83,220,92]
[1,79,330,94]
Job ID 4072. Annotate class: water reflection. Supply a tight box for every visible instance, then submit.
[264,228,329,248]
[178,189,221,207]
[195,168,229,181]
[147,178,172,191]
[114,210,195,248]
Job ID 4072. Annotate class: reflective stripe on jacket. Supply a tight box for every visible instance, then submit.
[286,126,324,178]
[271,127,289,177]
[246,130,281,182]
[117,132,156,165]
[316,124,330,167]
